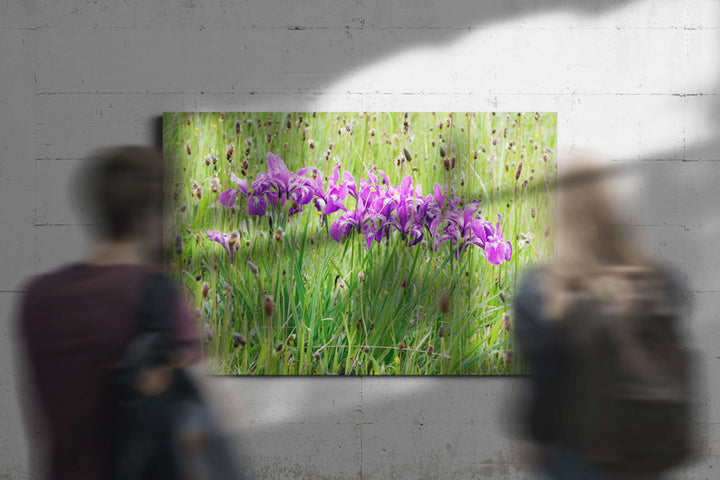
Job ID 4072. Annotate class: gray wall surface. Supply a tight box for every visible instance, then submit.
[1,1,718,479]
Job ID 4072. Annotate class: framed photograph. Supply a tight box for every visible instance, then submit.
[163,112,556,375]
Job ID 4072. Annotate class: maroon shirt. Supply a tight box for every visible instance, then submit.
[17,263,200,480]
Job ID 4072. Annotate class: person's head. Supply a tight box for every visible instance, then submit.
[76,146,165,255]
[544,158,651,319]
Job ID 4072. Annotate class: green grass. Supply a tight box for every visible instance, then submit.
[163,111,556,375]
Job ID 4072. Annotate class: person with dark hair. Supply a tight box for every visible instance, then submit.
[16,146,201,480]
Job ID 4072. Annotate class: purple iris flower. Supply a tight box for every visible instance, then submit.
[386,199,424,246]
[207,229,238,261]
[319,164,349,214]
[329,190,381,247]
[474,214,513,265]
[219,188,238,208]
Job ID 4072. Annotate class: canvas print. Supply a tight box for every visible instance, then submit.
[163,112,556,375]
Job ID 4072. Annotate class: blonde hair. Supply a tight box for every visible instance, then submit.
[542,160,654,321]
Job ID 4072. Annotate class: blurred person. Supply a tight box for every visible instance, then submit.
[15,146,201,480]
[513,160,696,480]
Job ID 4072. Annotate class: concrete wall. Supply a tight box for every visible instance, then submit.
[1,1,718,478]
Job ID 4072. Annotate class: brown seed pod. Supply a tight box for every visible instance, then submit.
[439,146,446,158]
[175,234,183,255]
[275,342,284,352]
[287,333,296,343]
[247,260,259,275]
[403,147,412,162]
[515,161,523,180]
[438,325,446,337]
[398,342,406,352]
[232,332,247,348]
[438,293,451,314]
[313,351,321,361]
[180,203,187,212]
[443,158,451,171]
[503,351,513,364]
[263,295,275,316]
[226,143,234,161]
[186,143,192,155]
[201,282,210,298]
[531,206,536,218]
[499,291,506,303]
[502,313,512,331]
[427,345,434,355]
[235,121,241,134]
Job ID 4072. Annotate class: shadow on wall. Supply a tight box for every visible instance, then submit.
[141,0,720,477]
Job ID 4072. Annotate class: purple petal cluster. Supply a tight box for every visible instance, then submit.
[212,152,512,265]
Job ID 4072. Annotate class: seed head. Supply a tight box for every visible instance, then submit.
[515,162,523,180]
[204,155,212,166]
[313,351,321,361]
[502,313,512,331]
[175,234,183,255]
[499,291,506,303]
[228,230,240,247]
[180,203,187,212]
[438,325,446,337]
[232,332,247,348]
[444,158,451,171]
[224,283,232,295]
[503,351,513,364]
[287,333,296,343]
[235,121,241,134]
[204,324,213,343]
[195,233,201,244]
[492,138,498,146]
[274,227,284,242]
[209,175,221,192]
[439,146,446,158]
[226,143,234,161]
[403,147,412,162]
[186,143,192,155]
[263,295,275,316]
[398,342,406,352]
[438,293,451,314]
[201,282,210,298]
[530,206,536,218]
[308,139,315,149]
[363,345,370,354]
[275,342,284,352]
[420,240,428,250]
[247,260,259,275]
[427,345,434,355]
[358,271,365,282]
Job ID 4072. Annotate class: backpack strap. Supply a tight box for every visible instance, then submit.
[136,272,177,366]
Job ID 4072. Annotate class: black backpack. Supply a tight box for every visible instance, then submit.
[559,268,695,476]
[105,273,245,480]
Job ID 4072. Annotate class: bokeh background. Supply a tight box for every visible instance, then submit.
[1,1,718,478]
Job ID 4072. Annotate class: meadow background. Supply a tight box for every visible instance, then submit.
[163,111,556,375]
